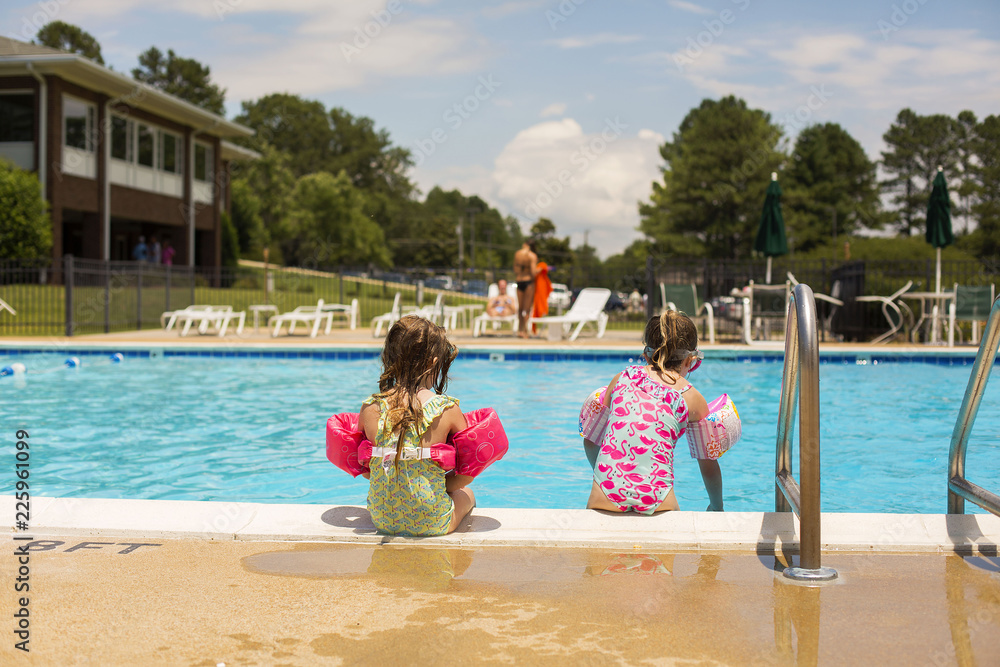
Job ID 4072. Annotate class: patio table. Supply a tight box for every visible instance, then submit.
[249,304,279,333]
[902,291,955,344]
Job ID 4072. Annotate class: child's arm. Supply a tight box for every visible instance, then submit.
[359,401,379,480]
[698,458,724,511]
[443,404,473,492]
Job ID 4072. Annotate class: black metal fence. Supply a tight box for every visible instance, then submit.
[1,255,998,340]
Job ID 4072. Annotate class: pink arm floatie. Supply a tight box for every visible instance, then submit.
[326,413,371,478]
[451,408,509,477]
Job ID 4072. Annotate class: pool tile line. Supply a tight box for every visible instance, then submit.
[4,496,999,553]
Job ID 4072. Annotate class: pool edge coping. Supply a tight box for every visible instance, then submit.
[4,496,999,554]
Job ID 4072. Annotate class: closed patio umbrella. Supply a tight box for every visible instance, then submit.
[926,167,954,294]
[754,172,788,284]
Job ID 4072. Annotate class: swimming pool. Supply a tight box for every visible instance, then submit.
[2,348,998,514]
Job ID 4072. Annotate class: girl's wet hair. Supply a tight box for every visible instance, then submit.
[643,310,698,377]
[374,315,458,462]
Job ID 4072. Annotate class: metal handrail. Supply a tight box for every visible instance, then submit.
[948,294,1000,516]
[775,284,837,581]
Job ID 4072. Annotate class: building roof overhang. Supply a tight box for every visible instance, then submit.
[0,51,253,140]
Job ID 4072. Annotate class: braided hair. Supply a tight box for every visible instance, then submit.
[643,310,699,380]
[373,315,458,463]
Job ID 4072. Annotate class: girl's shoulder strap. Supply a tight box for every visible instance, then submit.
[679,383,694,394]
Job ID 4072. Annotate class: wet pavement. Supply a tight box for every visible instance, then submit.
[2,537,999,665]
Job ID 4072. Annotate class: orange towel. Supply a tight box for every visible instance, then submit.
[533,262,552,325]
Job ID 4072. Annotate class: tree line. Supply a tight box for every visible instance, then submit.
[4,21,998,277]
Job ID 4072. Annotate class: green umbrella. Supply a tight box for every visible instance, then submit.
[754,173,788,283]
[925,167,954,294]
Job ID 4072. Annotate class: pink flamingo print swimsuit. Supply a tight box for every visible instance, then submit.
[594,365,690,514]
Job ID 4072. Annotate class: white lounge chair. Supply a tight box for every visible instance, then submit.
[320,299,359,332]
[175,306,244,337]
[473,282,518,337]
[529,287,611,341]
[0,297,15,316]
[371,293,402,337]
[161,304,214,331]
[271,300,332,338]
[407,293,447,326]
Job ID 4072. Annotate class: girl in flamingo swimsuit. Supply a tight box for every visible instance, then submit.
[586,310,723,514]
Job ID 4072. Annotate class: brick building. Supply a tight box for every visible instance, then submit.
[0,36,257,268]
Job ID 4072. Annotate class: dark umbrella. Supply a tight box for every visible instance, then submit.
[925,167,954,294]
[754,172,788,283]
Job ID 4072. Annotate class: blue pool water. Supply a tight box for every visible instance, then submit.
[2,350,998,514]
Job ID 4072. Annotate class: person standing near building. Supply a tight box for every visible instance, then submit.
[162,240,175,266]
[132,236,148,263]
[150,236,162,264]
[513,240,539,339]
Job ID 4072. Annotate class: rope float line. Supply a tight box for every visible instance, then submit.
[1,353,124,377]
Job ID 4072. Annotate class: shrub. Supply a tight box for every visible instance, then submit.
[0,159,51,259]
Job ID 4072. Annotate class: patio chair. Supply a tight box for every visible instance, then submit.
[659,283,715,344]
[371,292,402,337]
[529,287,611,341]
[948,283,996,347]
[271,299,332,338]
[0,297,15,316]
[856,281,914,344]
[787,272,844,341]
[743,280,791,343]
[473,282,519,337]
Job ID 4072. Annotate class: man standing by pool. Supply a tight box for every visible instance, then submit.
[513,240,539,339]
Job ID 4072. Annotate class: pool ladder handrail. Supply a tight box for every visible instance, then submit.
[948,294,1000,516]
[775,284,838,581]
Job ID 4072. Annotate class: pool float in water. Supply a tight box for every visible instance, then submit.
[685,394,741,460]
[326,408,509,478]
[578,386,610,443]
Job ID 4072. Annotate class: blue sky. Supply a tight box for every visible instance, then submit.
[6,0,999,255]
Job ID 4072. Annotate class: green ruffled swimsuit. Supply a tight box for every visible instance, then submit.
[366,394,457,536]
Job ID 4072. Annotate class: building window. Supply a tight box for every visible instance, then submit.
[63,96,96,152]
[194,142,213,182]
[0,94,34,142]
[159,131,180,173]
[137,124,155,167]
[111,116,131,161]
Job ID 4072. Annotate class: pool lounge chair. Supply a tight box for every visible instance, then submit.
[0,297,15,316]
[473,282,519,337]
[371,293,402,337]
[529,287,610,341]
[320,299,359,331]
[856,281,914,344]
[176,306,244,337]
[659,283,715,344]
[271,300,332,338]
[161,305,214,331]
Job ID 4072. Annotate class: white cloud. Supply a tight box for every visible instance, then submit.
[540,102,567,117]
[481,0,549,19]
[549,33,643,49]
[667,0,715,16]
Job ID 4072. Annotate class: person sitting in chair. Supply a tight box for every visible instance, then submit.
[487,279,518,318]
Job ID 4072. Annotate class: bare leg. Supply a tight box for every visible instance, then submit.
[517,284,536,338]
[448,487,476,533]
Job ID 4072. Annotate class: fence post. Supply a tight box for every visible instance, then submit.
[64,255,74,337]
[190,266,195,307]
[646,255,655,320]
[339,267,344,304]
[136,262,143,330]
[165,264,171,316]
[104,260,110,334]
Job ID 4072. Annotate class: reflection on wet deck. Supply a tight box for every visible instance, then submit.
[239,544,1000,665]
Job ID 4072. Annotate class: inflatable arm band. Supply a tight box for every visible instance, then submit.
[579,386,610,443]
[326,408,508,478]
[685,394,741,460]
